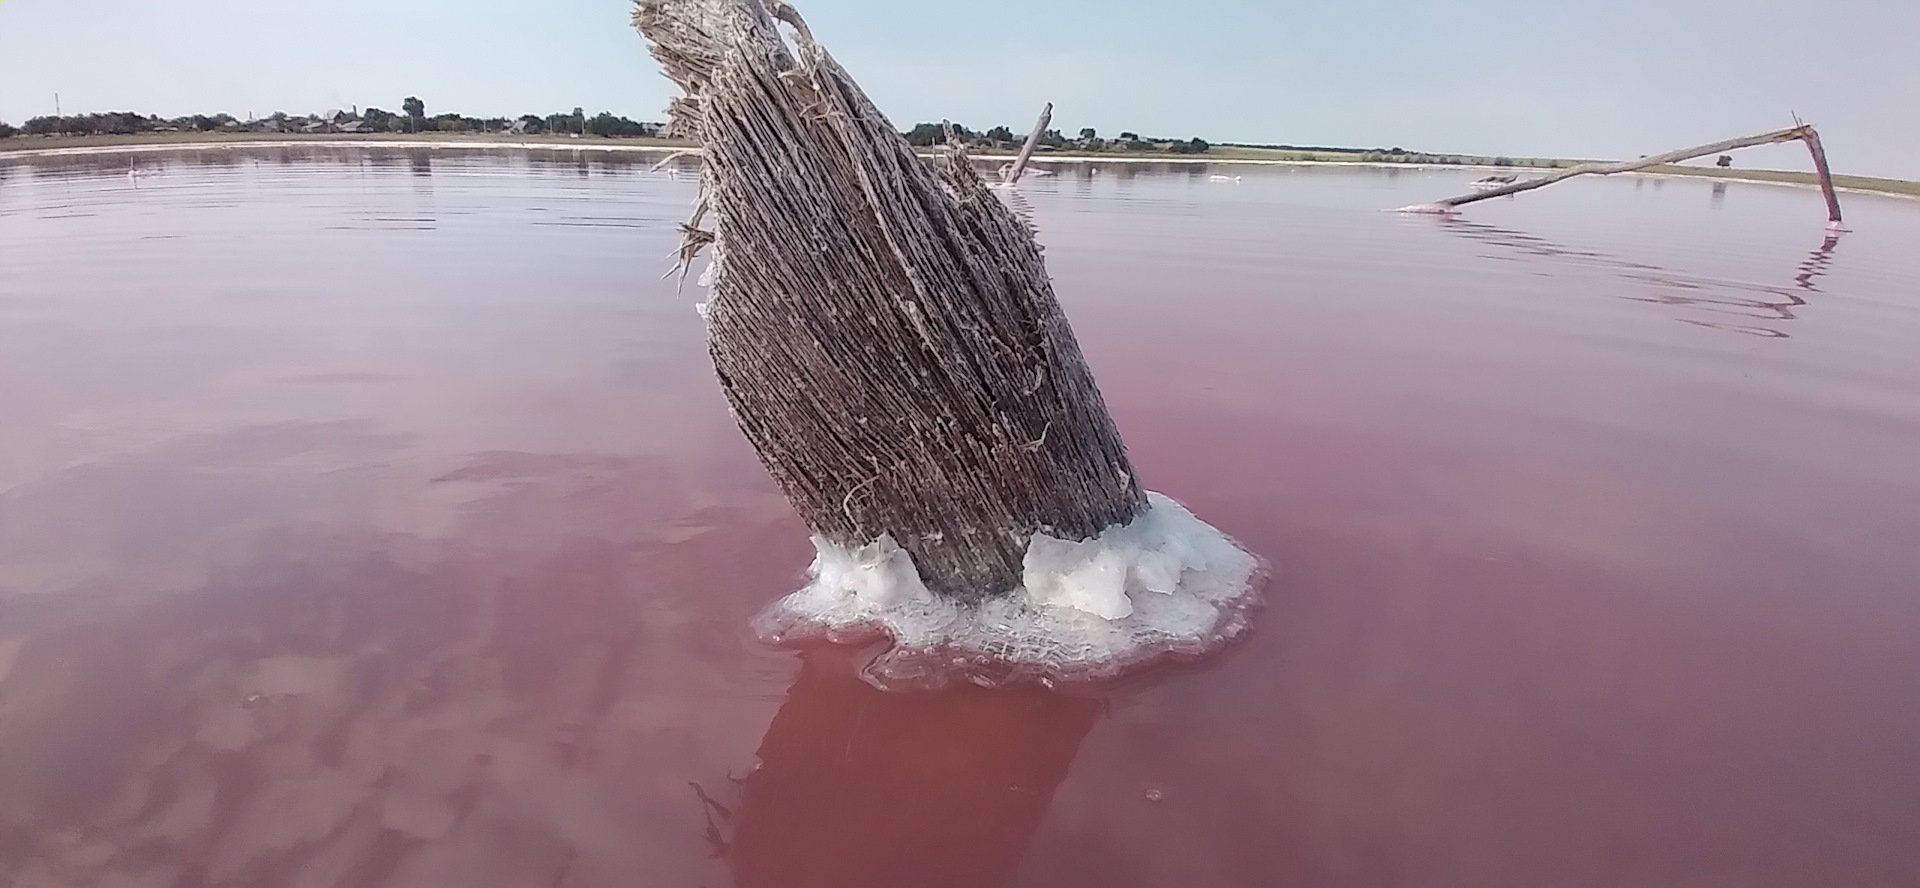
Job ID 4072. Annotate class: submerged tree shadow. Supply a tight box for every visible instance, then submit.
[700,647,1102,888]
[1441,218,1844,338]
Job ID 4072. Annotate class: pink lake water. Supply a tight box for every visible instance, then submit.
[2,147,1919,887]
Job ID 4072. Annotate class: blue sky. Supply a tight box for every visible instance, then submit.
[3,0,1917,178]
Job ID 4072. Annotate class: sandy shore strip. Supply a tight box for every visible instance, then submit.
[4,138,1913,202]
[0,138,691,160]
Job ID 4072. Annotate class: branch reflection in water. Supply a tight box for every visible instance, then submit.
[1440,217,1844,338]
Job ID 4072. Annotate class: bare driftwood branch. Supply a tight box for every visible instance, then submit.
[1405,125,1844,222]
[1003,102,1054,185]
[633,0,1144,600]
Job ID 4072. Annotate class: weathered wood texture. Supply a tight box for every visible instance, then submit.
[633,0,1144,600]
[1416,125,1842,220]
[1801,128,1845,226]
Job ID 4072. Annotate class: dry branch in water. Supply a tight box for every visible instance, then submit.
[632,0,1144,600]
[1404,125,1845,227]
[1002,102,1054,185]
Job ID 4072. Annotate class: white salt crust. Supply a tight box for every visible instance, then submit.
[752,492,1266,689]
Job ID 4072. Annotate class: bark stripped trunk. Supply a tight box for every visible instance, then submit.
[1800,128,1845,227]
[634,0,1144,601]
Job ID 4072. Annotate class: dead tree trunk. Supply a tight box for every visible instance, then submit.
[1405,125,1844,222]
[634,0,1144,601]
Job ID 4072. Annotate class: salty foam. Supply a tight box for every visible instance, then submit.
[751,492,1266,690]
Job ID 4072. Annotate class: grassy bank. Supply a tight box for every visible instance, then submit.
[1636,164,1920,198]
[1173,144,1574,168]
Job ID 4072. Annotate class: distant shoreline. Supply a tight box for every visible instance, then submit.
[5,133,1916,202]
[0,132,700,157]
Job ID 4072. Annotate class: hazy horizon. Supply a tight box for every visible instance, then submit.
[3,0,1917,178]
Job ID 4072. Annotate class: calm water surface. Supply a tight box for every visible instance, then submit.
[3,147,1919,887]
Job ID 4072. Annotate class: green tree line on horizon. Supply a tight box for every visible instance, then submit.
[0,97,668,140]
[0,101,1481,165]
[0,99,1222,154]
[902,122,1212,154]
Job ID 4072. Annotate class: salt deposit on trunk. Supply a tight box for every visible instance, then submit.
[754,493,1264,690]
